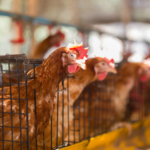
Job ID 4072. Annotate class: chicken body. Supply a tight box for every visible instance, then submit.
[112,62,150,120]
[70,62,150,143]
[32,57,117,149]
[0,44,87,150]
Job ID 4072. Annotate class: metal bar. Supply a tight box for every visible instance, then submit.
[51,117,53,150]
[16,59,22,150]
[98,82,102,135]
[0,98,28,101]
[24,59,30,150]
[95,81,98,136]
[67,77,70,146]
[0,64,4,150]
[62,79,64,146]
[56,85,59,148]
[0,112,27,115]
[73,97,75,144]
[88,84,91,139]
[8,59,14,150]
[83,89,86,140]
[1,11,150,43]
[0,126,28,129]
[33,64,38,150]
[0,10,78,28]
[78,95,80,142]
[0,139,27,143]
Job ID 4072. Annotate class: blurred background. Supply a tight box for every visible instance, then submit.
[0,0,150,63]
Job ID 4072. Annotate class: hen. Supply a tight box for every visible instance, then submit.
[72,61,150,142]
[0,41,87,150]
[29,31,65,59]
[33,56,117,149]
[112,62,150,121]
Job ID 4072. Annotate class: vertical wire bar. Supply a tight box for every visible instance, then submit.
[98,82,102,134]
[1,64,4,150]
[67,77,70,145]
[102,80,105,133]
[138,80,141,121]
[97,82,100,135]
[16,59,22,150]
[73,97,75,144]
[56,85,59,148]
[136,81,139,121]
[78,95,80,142]
[51,117,52,150]
[24,60,30,150]
[33,64,38,150]
[95,82,98,136]
[104,79,106,133]
[83,89,85,139]
[8,60,14,150]
[88,84,91,139]
[62,80,64,147]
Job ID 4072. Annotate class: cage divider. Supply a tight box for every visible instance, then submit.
[88,84,91,139]
[0,64,4,150]
[33,64,38,150]
[67,77,70,146]
[56,85,59,148]
[24,58,30,150]
[79,94,80,142]
[8,59,14,150]
[83,89,85,140]
[16,58,22,150]
[62,79,64,147]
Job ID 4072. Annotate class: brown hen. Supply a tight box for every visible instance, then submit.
[32,57,117,149]
[0,41,87,150]
[71,62,150,143]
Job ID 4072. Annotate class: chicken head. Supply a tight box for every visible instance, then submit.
[94,58,117,81]
[62,40,88,73]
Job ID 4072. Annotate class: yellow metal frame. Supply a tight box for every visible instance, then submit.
[61,118,150,150]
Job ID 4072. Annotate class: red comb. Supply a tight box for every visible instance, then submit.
[104,57,114,64]
[109,58,114,63]
[68,40,88,59]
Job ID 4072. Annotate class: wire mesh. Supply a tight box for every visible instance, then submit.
[0,54,148,150]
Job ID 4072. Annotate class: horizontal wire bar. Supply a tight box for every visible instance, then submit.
[0,98,27,100]
[0,112,26,115]
[0,139,27,143]
[0,126,28,129]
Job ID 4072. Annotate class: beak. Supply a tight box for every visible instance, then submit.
[109,67,117,74]
[74,59,86,70]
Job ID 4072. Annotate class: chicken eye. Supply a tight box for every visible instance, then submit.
[70,53,76,59]
[102,62,105,65]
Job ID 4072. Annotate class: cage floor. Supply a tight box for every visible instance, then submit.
[61,117,150,150]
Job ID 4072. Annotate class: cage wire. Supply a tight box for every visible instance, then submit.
[0,54,147,150]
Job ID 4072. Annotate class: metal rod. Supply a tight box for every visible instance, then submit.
[88,84,91,139]
[24,59,30,150]
[56,85,59,148]
[16,59,22,150]
[33,64,38,150]
[83,88,86,140]
[8,59,14,150]
[62,79,64,146]
[51,116,53,150]
[79,96,81,141]
[67,77,70,146]
[0,64,4,150]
